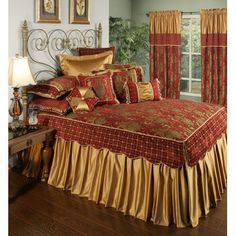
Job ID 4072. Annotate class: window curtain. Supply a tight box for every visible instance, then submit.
[201,9,227,106]
[149,11,181,99]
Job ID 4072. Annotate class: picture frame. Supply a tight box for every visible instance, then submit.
[70,0,90,24]
[36,0,61,23]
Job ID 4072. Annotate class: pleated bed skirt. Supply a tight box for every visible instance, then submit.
[39,132,226,228]
[22,133,226,228]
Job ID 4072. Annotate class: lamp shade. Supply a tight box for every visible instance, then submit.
[8,55,35,87]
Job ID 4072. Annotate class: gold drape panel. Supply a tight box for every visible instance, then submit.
[46,133,227,228]
[200,8,227,106]
[149,11,181,34]
[201,9,227,34]
[149,10,181,99]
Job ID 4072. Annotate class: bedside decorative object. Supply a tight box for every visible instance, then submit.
[8,55,35,130]
[28,111,39,130]
[36,0,61,23]
[70,0,90,24]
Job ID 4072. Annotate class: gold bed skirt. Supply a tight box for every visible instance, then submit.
[22,133,227,228]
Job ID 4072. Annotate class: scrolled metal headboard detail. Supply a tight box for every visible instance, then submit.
[22,20,102,80]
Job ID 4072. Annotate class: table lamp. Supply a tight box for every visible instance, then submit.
[8,54,35,130]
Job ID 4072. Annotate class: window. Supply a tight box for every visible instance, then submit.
[180,15,201,101]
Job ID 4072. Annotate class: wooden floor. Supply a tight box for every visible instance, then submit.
[9,169,227,236]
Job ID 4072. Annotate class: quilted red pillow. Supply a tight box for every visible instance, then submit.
[124,79,162,104]
[66,86,99,112]
[28,76,77,99]
[77,47,115,63]
[29,96,71,115]
[77,71,119,105]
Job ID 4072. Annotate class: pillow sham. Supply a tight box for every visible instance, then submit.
[104,63,144,82]
[124,79,162,104]
[66,86,99,112]
[76,47,115,63]
[27,75,77,99]
[77,70,119,105]
[109,69,139,102]
[59,51,113,76]
[29,96,71,115]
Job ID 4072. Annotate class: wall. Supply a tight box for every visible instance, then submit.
[131,0,227,23]
[109,0,132,19]
[9,0,109,57]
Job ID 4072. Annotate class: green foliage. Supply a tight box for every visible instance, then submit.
[180,17,201,93]
[109,17,149,71]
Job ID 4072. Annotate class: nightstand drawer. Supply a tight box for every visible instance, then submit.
[9,135,44,154]
[9,127,56,156]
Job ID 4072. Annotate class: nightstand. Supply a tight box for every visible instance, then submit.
[9,126,56,182]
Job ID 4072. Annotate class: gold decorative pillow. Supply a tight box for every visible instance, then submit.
[66,86,100,112]
[124,79,162,104]
[59,51,113,76]
[76,47,115,63]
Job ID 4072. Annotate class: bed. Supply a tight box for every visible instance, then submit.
[21,20,227,228]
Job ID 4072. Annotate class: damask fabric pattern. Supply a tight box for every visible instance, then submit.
[124,79,162,103]
[77,71,119,105]
[103,64,143,102]
[28,76,77,99]
[38,99,226,168]
[104,64,143,82]
[149,11,181,99]
[201,9,227,106]
[29,95,71,115]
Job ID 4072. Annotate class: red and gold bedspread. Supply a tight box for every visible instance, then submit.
[38,99,226,168]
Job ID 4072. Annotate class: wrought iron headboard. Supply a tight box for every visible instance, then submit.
[22,20,102,80]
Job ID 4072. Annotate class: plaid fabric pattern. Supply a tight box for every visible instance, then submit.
[38,100,227,168]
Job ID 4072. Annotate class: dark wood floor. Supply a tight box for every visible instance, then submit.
[9,169,227,236]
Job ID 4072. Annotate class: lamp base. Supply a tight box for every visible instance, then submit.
[9,87,23,124]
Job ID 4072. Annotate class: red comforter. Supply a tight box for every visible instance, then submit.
[38,99,226,168]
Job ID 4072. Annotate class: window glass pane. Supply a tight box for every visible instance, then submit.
[191,81,201,94]
[180,94,201,102]
[180,80,189,92]
[181,54,189,78]
[181,19,190,52]
[192,55,201,78]
[191,18,200,53]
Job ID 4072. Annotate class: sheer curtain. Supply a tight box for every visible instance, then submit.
[149,10,181,99]
[201,9,227,106]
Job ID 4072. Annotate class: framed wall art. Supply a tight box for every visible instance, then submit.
[36,0,61,23]
[70,0,90,24]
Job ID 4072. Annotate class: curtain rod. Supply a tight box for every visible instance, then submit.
[146,11,199,17]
